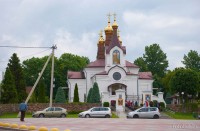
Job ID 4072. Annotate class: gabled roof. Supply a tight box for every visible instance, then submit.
[86,59,105,68]
[125,60,138,68]
[138,72,153,80]
[68,71,85,79]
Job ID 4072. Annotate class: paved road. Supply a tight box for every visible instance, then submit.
[0,118,200,131]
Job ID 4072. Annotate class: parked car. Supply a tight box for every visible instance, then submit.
[79,107,112,118]
[32,107,67,118]
[127,107,160,119]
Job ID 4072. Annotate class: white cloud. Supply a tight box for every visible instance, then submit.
[54,29,97,61]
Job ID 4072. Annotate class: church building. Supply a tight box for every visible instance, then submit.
[67,15,165,106]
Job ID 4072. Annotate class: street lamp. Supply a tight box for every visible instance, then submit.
[181,92,184,113]
[181,92,184,104]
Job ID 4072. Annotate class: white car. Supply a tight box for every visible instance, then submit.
[79,107,112,118]
[127,107,160,119]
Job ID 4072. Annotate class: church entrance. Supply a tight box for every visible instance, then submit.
[108,83,127,95]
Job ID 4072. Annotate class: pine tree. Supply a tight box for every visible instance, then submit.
[87,87,93,103]
[90,82,100,103]
[73,83,79,102]
[8,53,27,102]
[1,68,18,103]
[37,79,46,103]
[55,87,66,103]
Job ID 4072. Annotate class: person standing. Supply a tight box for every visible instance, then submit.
[19,100,28,122]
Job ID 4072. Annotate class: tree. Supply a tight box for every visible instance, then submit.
[73,83,79,102]
[37,79,46,103]
[8,53,27,102]
[134,57,148,72]
[89,82,100,103]
[1,68,18,103]
[22,53,90,100]
[170,68,199,102]
[182,50,200,72]
[134,44,169,94]
[87,87,93,103]
[144,44,168,78]
[55,87,66,103]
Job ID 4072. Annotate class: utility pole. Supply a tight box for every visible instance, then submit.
[49,45,57,107]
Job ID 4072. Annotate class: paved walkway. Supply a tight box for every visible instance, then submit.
[0,118,200,131]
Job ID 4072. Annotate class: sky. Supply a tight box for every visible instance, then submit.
[0,0,200,81]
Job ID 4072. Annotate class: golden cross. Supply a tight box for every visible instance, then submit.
[99,30,103,37]
[107,13,112,22]
[113,13,117,21]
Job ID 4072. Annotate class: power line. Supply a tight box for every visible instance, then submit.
[0,45,51,49]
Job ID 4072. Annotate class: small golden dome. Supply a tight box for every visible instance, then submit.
[118,30,122,45]
[98,30,104,44]
[112,13,118,27]
[104,13,113,33]
[104,23,113,32]
[112,21,118,27]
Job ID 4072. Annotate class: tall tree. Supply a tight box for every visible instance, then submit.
[87,87,93,103]
[1,68,18,103]
[144,44,168,78]
[8,53,27,102]
[90,82,100,103]
[22,53,90,101]
[134,57,148,72]
[182,50,200,72]
[55,87,66,103]
[134,44,169,94]
[170,68,199,102]
[73,83,79,102]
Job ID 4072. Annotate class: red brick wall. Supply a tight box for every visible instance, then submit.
[0,103,100,114]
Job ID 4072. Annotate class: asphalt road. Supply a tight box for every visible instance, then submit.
[0,118,200,131]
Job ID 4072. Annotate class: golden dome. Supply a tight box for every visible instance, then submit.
[118,30,122,45]
[104,13,113,33]
[112,13,118,27]
[98,30,104,44]
[104,22,113,32]
[112,21,118,27]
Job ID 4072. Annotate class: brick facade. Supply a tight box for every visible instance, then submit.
[0,103,100,114]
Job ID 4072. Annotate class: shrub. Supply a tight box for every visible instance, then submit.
[103,102,109,107]
[153,100,158,107]
[159,102,165,111]
[68,110,83,114]
[149,101,153,107]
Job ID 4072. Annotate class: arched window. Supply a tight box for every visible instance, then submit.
[113,50,120,64]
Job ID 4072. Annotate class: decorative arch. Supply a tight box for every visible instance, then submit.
[108,83,127,95]
[113,50,120,64]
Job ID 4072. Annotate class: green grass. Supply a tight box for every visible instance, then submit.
[165,111,196,120]
[0,112,118,118]
[0,112,32,118]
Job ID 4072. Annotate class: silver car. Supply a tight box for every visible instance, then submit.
[127,107,160,119]
[79,107,112,118]
[32,107,67,118]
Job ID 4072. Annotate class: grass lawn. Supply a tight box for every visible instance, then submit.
[165,111,196,120]
[0,112,118,118]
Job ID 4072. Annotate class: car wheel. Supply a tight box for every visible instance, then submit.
[153,115,159,119]
[105,114,110,118]
[60,114,66,118]
[133,114,139,118]
[39,114,44,118]
[85,114,90,118]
